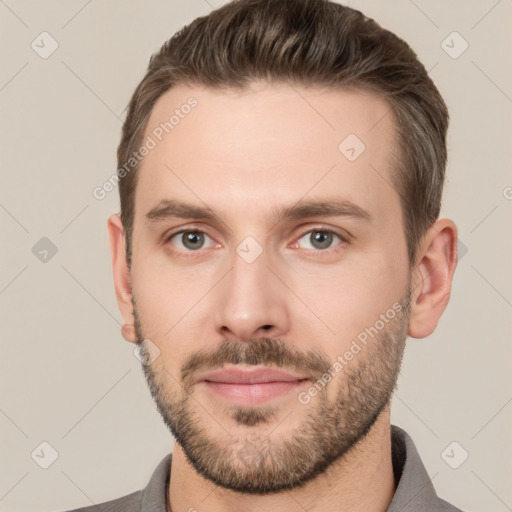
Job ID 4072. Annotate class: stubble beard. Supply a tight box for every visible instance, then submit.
[133,286,411,494]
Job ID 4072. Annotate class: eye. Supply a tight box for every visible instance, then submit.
[296,228,346,253]
[166,230,217,252]
[164,227,347,256]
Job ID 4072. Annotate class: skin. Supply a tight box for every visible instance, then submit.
[108,82,458,512]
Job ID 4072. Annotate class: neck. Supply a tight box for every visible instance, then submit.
[168,408,396,512]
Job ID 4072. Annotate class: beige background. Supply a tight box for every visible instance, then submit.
[1,1,511,511]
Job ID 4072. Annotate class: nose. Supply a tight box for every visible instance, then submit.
[214,244,290,343]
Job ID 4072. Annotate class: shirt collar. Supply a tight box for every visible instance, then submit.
[387,424,442,511]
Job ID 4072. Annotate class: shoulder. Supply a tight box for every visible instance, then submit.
[57,489,142,512]
[56,452,172,512]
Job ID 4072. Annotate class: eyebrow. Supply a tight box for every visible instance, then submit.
[144,198,373,227]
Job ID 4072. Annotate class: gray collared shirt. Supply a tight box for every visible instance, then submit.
[62,425,464,512]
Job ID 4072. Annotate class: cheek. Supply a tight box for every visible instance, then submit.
[130,257,179,340]
[298,251,407,351]
[131,250,221,354]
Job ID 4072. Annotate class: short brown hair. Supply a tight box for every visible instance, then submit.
[117,0,449,268]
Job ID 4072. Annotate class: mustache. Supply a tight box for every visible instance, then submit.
[180,337,332,390]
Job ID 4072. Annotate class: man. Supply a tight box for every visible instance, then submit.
[65,0,462,510]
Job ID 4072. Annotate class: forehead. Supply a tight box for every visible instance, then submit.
[135,82,400,228]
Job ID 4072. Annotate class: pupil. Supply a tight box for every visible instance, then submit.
[184,232,203,249]
[312,231,331,249]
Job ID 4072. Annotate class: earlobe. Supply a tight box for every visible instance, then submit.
[121,323,137,343]
[407,218,458,339]
[107,214,137,344]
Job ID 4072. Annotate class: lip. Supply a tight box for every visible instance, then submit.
[196,367,310,406]
[197,367,309,384]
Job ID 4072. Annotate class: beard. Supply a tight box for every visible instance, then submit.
[133,285,411,495]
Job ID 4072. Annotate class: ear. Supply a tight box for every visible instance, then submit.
[107,214,137,344]
[408,218,458,339]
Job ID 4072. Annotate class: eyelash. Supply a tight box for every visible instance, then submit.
[164,225,348,257]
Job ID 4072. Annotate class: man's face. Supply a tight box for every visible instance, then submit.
[129,82,412,493]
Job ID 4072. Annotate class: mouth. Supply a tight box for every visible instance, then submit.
[196,367,311,405]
